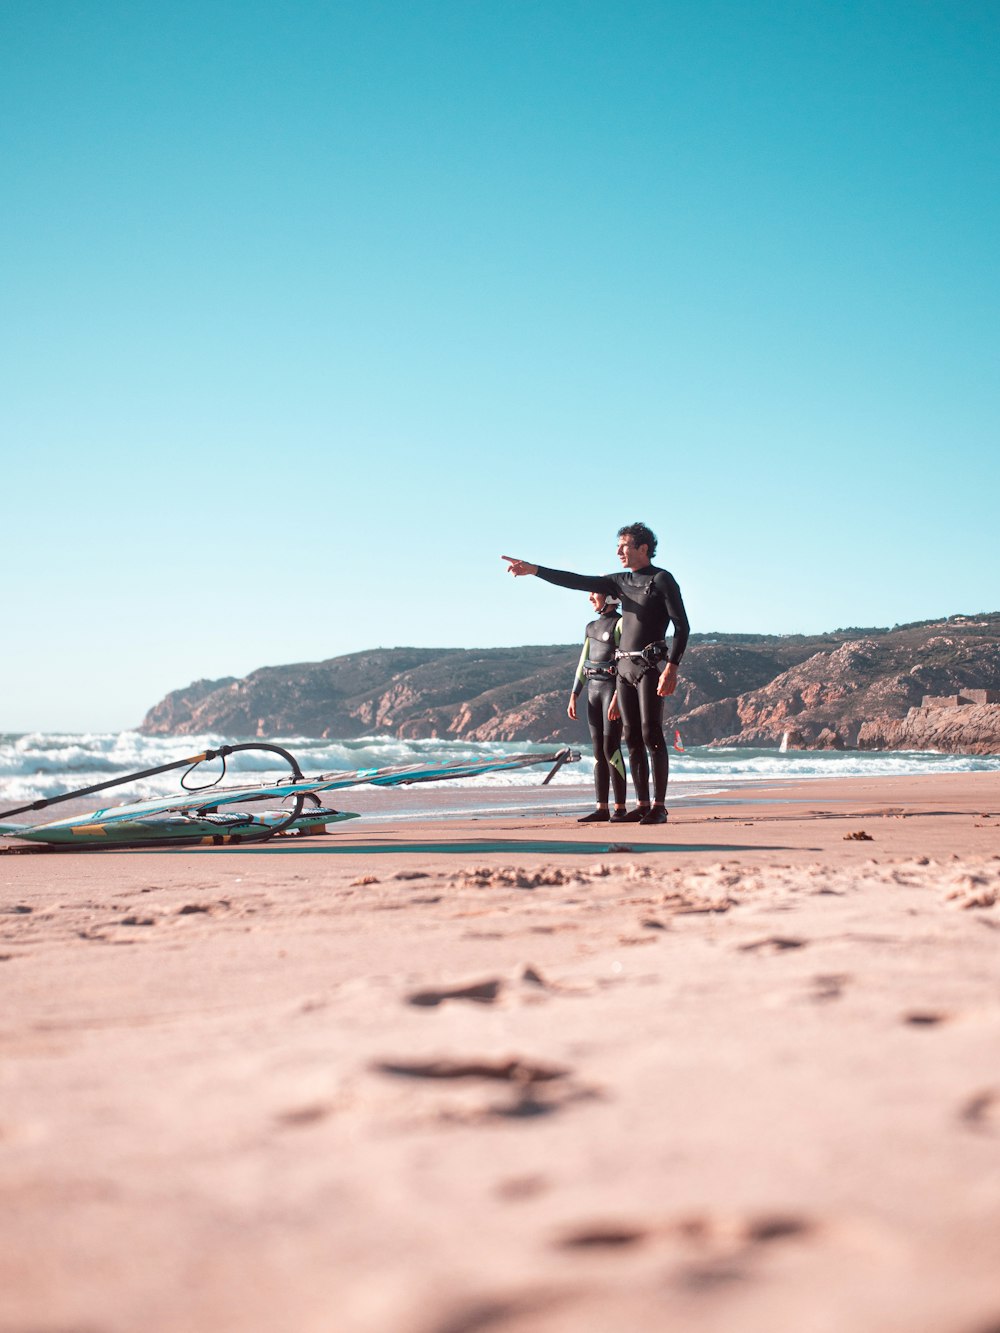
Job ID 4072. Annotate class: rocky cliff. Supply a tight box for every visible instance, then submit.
[139,613,1000,753]
[687,620,1000,752]
[857,698,1000,755]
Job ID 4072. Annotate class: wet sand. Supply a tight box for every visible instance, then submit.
[2,771,1000,1332]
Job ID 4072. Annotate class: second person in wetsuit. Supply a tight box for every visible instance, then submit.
[568,591,627,823]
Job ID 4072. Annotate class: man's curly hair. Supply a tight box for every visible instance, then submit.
[617,522,657,558]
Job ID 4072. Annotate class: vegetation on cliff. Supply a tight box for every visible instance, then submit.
[139,614,1000,752]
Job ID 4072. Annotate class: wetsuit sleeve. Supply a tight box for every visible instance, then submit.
[655,571,690,664]
[535,566,620,596]
[571,638,588,697]
[614,617,622,649]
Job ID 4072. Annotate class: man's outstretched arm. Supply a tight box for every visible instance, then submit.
[502,557,618,596]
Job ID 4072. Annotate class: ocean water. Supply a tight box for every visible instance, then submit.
[2,731,999,818]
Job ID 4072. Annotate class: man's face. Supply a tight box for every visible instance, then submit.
[589,591,607,613]
[617,533,649,570]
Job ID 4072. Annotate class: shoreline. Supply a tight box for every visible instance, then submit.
[6,763,998,841]
[3,769,999,1332]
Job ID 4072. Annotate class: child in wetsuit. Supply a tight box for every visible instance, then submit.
[567,592,627,823]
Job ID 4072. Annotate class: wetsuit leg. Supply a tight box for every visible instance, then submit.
[586,685,610,805]
[616,676,649,805]
[636,671,669,803]
[607,725,626,805]
[590,680,625,806]
[597,680,627,806]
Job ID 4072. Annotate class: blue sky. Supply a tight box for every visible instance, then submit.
[3,0,997,732]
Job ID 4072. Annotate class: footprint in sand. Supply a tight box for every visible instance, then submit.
[425,1290,566,1333]
[407,967,577,1007]
[739,936,807,953]
[373,1055,596,1120]
[274,1103,332,1128]
[494,1174,550,1200]
[558,1224,649,1250]
[959,1089,999,1132]
[675,1214,814,1292]
[811,973,850,1002]
[903,1011,951,1026]
[742,1216,813,1242]
[406,979,504,1007]
[554,1210,815,1289]
[375,1056,569,1083]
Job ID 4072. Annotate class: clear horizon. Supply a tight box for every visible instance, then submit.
[3,1,998,730]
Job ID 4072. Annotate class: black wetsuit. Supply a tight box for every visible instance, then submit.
[538,564,690,805]
[572,610,626,807]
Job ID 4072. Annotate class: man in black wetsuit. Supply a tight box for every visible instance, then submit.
[503,522,689,825]
[568,591,627,823]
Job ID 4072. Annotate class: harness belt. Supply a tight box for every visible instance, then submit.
[584,663,617,680]
[615,641,668,667]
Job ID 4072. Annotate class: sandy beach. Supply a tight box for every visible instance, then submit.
[2,770,1000,1333]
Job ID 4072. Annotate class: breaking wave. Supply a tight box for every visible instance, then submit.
[1,730,998,809]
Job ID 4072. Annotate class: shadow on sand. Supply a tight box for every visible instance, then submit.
[182,838,798,856]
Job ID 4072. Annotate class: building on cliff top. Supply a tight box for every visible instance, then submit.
[921,690,1000,709]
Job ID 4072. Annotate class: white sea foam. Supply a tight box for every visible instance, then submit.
[1,730,998,810]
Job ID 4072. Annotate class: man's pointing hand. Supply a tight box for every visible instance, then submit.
[502,556,538,577]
